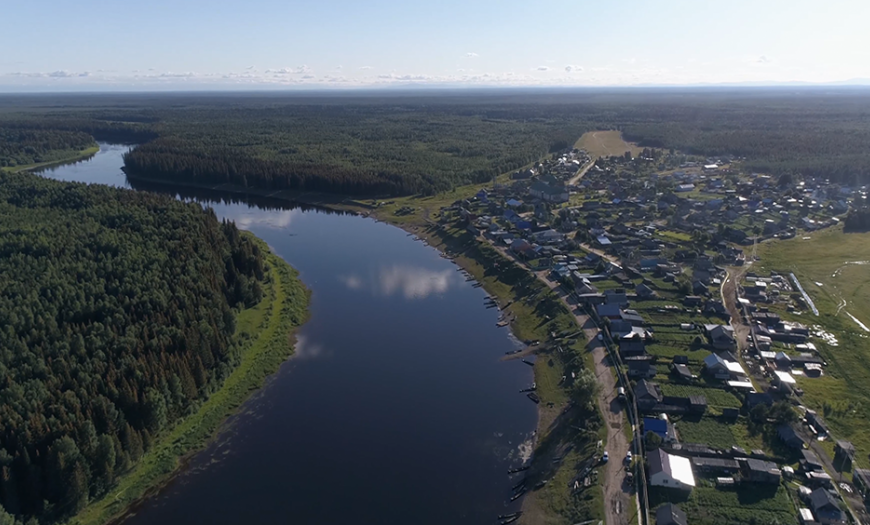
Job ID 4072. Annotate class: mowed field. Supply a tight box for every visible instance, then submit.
[574,130,644,158]
[757,226,870,464]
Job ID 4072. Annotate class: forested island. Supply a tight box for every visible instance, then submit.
[0,172,308,525]
[4,89,870,196]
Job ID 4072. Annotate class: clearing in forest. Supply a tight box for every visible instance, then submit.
[574,130,643,158]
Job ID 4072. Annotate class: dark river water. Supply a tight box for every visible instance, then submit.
[38,144,537,525]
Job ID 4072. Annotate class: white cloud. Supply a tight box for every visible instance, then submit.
[465,52,478,58]
[359,65,373,70]
[565,65,583,73]
[536,66,549,71]
[266,65,312,75]
[756,55,771,64]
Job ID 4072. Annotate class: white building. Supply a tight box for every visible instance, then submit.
[648,449,695,491]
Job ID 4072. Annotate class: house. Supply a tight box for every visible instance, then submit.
[704,300,729,317]
[628,361,657,379]
[604,289,629,307]
[689,395,708,414]
[741,458,782,484]
[683,296,703,307]
[778,424,806,450]
[636,379,663,410]
[691,457,740,475]
[620,309,646,326]
[635,283,657,299]
[809,488,845,525]
[834,441,855,471]
[705,324,736,350]
[852,468,870,502]
[801,449,824,472]
[655,503,688,525]
[644,417,676,442]
[619,333,647,357]
[745,392,774,410]
[529,180,569,203]
[648,449,696,491]
[703,353,732,380]
[597,303,622,320]
[672,363,693,382]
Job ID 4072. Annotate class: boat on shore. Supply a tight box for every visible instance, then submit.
[526,392,540,404]
[507,465,530,474]
[509,488,526,502]
[500,515,521,524]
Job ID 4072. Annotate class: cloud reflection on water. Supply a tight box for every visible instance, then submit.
[214,208,300,230]
[337,265,456,299]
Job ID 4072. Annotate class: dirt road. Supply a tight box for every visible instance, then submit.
[538,276,632,525]
[568,159,595,186]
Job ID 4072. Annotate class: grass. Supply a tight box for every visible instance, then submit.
[575,130,643,158]
[2,144,100,173]
[71,240,310,525]
[649,483,795,525]
[757,226,870,466]
[673,415,763,451]
[658,384,741,408]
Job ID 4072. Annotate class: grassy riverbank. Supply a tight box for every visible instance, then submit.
[2,144,100,173]
[71,238,310,525]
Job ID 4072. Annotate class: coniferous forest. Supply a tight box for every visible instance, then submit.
[0,172,268,523]
[4,90,870,195]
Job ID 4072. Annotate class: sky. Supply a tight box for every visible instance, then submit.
[3,0,870,91]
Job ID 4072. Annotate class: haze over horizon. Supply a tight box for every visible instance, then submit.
[5,0,870,92]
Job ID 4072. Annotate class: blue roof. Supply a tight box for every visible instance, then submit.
[597,235,612,246]
[644,417,668,438]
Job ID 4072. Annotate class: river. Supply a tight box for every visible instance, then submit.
[37,143,537,525]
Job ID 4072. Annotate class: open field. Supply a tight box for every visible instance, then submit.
[575,130,644,158]
[757,226,870,465]
[74,245,310,525]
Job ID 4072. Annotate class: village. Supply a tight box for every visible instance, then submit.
[435,146,867,525]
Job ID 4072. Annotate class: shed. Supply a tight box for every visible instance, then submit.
[655,503,688,525]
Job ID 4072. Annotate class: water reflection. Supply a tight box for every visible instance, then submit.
[338,266,457,299]
[379,265,455,299]
[292,334,328,360]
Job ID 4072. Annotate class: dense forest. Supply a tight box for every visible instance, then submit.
[0,128,95,168]
[3,89,870,194]
[0,173,268,523]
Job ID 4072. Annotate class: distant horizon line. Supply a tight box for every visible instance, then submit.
[3,79,870,96]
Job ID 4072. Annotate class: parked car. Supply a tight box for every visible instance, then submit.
[602,451,609,463]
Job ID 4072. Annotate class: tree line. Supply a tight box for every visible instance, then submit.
[4,90,870,194]
[0,173,269,523]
